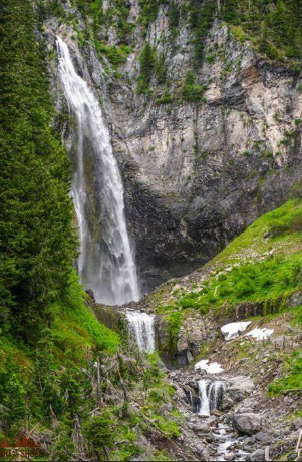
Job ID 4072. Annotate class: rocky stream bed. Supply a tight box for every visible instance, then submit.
[164,367,302,461]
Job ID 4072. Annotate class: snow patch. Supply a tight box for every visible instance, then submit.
[246,327,274,341]
[194,359,224,374]
[221,321,252,341]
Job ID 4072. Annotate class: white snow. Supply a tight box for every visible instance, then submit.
[194,359,224,374]
[246,327,274,341]
[221,321,252,341]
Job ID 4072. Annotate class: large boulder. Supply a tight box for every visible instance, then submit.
[245,449,266,461]
[233,413,264,435]
[291,417,302,430]
[221,388,246,411]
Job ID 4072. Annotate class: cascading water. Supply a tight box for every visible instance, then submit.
[198,380,228,417]
[56,36,140,305]
[126,310,156,352]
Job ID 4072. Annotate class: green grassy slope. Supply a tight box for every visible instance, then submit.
[0,271,119,437]
[155,198,302,317]
[150,197,302,400]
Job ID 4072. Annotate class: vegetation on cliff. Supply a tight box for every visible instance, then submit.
[221,0,302,63]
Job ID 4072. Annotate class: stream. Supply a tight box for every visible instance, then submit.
[215,423,248,461]
[195,379,249,461]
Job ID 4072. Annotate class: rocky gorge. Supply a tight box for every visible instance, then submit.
[1,0,302,460]
[44,0,302,292]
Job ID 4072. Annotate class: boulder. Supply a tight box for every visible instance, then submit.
[173,384,187,400]
[224,453,236,461]
[255,431,270,444]
[291,417,302,430]
[212,409,224,417]
[194,443,210,461]
[221,388,246,411]
[287,291,302,308]
[85,289,95,301]
[233,413,264,435]
[227,376,254,393]
[189,422,212,434]
[245,449,266,461]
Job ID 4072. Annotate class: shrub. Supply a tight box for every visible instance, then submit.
[182,71,206,102]
[96,44,132,70]
[156,93,175,105]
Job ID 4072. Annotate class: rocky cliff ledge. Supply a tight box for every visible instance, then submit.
[43,0,302,292]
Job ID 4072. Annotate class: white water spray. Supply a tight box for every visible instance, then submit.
[56,37,140,305]
[126,310,156,352]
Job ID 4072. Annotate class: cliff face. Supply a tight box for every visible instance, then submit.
[43,0,302,293]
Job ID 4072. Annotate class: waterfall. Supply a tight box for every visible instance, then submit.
[198,380,211,416]
[126,310,156,352]
[198,380,228,417]
[56,37,140,306]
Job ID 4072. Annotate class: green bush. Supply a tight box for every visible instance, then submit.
[96,44,132,69]
[182,71,206,102]
[189,0,216,65]
[221,0,302,62]
[169,1,180,33]
[82,413,117,460]
[139,0,165,26]
[156,93,175,105]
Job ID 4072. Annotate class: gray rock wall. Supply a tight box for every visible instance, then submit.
[42,0,302,294]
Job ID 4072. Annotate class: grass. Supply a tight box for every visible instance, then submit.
[268,349,302,397]
[175,253,302,316]
[152,198,302,361]
[0,271,120,437]
[52,271,119,360]
[169,199,302,315]
[95,43,132,70]
[213,199,302,266]
[267,305,302,397]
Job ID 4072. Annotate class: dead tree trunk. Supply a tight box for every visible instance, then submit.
[72,414,85,461]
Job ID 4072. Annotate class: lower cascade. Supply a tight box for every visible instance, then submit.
[198,380,229,417]
[56,36,140,306]
[126,310,156,352]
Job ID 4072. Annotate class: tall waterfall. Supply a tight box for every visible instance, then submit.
[198,380,228,417]
[56,37,140,305]
[126,310,156,352]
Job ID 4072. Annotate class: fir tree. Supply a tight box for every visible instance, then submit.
[0,0,77,341]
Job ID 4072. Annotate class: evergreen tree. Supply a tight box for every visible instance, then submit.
[83,414,117,461]
[189,0,217,65]
[170,1,180,30]
[221,0,240,23]
[137,43,155,93]
[0,0,77,341]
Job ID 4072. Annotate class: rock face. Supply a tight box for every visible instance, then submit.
[43,1,302,294]
[233,413,264,436]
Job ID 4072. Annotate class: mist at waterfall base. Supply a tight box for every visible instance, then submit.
[56,36,140,306]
